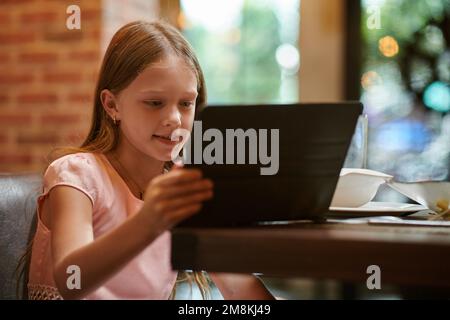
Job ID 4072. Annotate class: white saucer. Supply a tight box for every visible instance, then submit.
[329,202,427,213]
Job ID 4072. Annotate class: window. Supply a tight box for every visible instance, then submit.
[360,0,450,184]
[180,0,300,104]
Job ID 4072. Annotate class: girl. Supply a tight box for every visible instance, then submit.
[26,20,274,300]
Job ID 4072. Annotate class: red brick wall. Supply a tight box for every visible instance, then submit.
[0,0,160,173]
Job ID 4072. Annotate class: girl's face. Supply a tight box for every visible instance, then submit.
[114,55,198,161]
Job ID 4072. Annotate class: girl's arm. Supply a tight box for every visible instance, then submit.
[50,186,158,299]
[209,273,275,300]
[50,169,213,299]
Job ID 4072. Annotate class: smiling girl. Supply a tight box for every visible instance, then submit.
[26,20,274,300]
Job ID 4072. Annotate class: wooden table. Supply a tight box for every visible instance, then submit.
[171,220,450,290]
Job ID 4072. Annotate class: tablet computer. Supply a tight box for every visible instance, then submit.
[177,102,363,227]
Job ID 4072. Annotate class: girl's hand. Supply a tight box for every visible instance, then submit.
[139,165,214,234]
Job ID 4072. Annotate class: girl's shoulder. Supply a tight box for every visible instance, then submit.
[43,152,107,208]
[49,152,98,166]
[44,152,107,187]
[47,152,104,174]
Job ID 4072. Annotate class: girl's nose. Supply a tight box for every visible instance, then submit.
[162,104,182,127]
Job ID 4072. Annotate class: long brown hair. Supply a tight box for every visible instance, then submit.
[18,20,211,300]
[51,20,207,159]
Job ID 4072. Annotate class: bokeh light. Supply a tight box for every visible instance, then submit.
[275,43,300,74]
[379,36,399,58]
[423,81,450,112]
[361,71,382,90]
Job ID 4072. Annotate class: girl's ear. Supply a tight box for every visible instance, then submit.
[100,89,120,120]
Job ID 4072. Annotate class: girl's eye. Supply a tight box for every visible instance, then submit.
[144,100,163,108]
[181,101,194,108]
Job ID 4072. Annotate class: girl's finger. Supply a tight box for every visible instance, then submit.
[159,190,213,212]
[157,179,213,200]
[155,168,203,186]
[169,203,203,227]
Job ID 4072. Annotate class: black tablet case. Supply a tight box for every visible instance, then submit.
[178,102,363,227]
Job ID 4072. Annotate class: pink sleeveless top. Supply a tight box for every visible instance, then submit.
[28,152,177,300]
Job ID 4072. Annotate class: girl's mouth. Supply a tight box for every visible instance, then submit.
[153,134,181,146]
[153,134,171,140]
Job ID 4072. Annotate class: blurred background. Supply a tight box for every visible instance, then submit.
[1,0,449,299]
